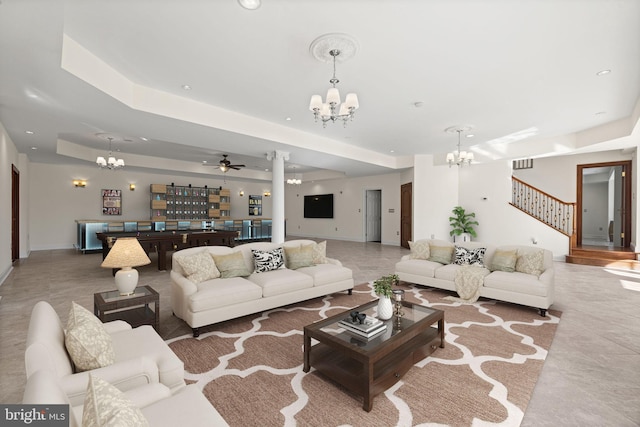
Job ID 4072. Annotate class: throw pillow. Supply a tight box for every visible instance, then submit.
[408,240,430,260]
[284,245,314,270]
[83,375,149,427]
[516,249,544,276]
[310,241,328,264]
[489,249,518,272]
[176,251,220,284]
[252,248,285,273]
[453,246,486,267]
[212,251,251,278]
[428,244,454,265]
[65,302,115,372]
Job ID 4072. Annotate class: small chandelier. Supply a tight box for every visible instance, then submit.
[446,126,474,168]
[96,137,125,170]
[309,49,359,127]
[287,166,302,185]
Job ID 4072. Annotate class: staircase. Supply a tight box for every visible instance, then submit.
[511,176,640,268]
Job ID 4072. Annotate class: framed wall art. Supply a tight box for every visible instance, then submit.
[102,189,122,215]
[249,195,262,216]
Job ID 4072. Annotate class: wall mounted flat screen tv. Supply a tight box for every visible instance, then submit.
[304,194,334,218]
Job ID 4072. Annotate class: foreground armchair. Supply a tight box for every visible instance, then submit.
[23,369,229,427]
[25,301,185,406]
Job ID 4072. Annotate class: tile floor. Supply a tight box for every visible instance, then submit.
[1,238,639,425]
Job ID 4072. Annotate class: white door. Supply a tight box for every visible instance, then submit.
[366,190,382,242]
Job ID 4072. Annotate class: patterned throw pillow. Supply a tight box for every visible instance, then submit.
[252,248,285,273]
[284,245,314,270]
[65,302,115,372]
[489,249,518,272]
[83,375,149,427]
[408,241,430,260]
[453,246,486,267]
[428,244,454,265]
[310,241,328,264]
[212,251,251,278]
[176,251,220,284]
[516,250,544,276]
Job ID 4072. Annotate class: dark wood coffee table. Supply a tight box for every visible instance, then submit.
[303,299,444,411]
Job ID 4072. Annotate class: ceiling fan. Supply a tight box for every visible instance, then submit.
[204,154,245,172]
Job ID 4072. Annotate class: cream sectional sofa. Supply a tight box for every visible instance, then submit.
[171,239,354,336]
[395,239,554,316]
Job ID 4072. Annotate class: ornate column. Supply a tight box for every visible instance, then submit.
[266,150,289,243]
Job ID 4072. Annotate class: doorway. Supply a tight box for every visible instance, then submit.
[365,189,381,242]
[12,164,19,262]
[577,161,631,248]
[400,182,412,248]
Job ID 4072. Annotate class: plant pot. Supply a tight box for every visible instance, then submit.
[454,233,471,243]
[377,296,393,320]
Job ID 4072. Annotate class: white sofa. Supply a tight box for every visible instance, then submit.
[23,369,229,427]
[25,301,186,406]
[395,239,554,316]
[171,239,354,337]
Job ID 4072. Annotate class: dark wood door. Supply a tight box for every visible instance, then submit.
[400,182,412,249]
[12,164,19,261]
[576,160,632,247]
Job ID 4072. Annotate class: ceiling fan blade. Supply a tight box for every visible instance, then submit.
[229,166,241,170]
[229,164,245,169]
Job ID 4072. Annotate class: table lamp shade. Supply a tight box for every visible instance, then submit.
[101,238,151,295]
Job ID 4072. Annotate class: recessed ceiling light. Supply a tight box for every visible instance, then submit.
[285,117,292,121]
[238,0,261,10]
[25,130,34,134]
[202,160,208,164]
[596,69,611,76]
[181,84,191,90]
[140,137,148,141]
[390,150,395,153]
[265,168,269,172]
[466,134,475,138]
[30,146,37,150]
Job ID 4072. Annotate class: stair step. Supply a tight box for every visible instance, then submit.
[569,249,638,261]
[565,255,640,269]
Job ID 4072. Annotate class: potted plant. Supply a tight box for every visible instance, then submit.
[373,274,398,320]
[449,206,479,242]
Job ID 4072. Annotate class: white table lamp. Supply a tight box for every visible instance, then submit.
[101,238,151,295]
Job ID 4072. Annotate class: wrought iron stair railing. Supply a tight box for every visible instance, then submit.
[510,176,576,240]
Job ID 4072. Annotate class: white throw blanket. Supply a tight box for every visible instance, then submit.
[444,266,490,304]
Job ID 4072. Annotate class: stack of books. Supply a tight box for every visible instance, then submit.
[339,315,387,339]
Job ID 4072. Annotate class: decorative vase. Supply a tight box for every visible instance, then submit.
[377,296,393,320]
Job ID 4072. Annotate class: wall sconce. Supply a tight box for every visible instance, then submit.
[239,191,244,197]
[129,183,136,191]
[73,180,87,188]
[263,191,271,197]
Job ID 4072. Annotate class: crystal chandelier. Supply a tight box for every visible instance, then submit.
[287,167,302,185]
[309,49,359,127]
[446,126,474,167]
[96,137,125,170]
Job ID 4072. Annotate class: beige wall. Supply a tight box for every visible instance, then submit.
[284,172,402,245]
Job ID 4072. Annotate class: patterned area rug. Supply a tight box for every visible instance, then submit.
[167,283,560,427]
